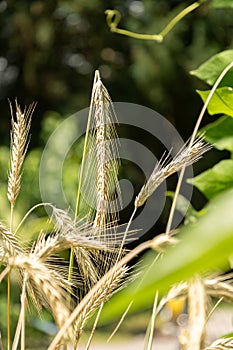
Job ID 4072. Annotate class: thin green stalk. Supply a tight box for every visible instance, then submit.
[67,71,99,299]
[158,1,201,38]
[166,60,233,234]
[7,272,11,350]
[105,1,205,42]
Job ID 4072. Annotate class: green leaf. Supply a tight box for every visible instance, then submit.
[197,87,233,117]
[211,0,233,8]
[202,115,233,153]
[188,159,233,200]
[100,189,233,324]
[190,50,233,86]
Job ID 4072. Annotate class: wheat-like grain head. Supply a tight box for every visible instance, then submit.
[205,274,233,303]
[81,70,121,234]
[204,337,233,350]
[9,253,73,340]
[0,222,21,259]
[74,265,128,343]
[8,101,36,208]
[135,137,211,208]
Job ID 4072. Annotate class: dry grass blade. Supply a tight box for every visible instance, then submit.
[135,137,211,208]
[74,265,128,343]
[8,101,36,208]
[180,276,207,350]
[204,337,233,350]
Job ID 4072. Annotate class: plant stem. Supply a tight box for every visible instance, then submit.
[107,301,133,342]
[7,273,11,350]
[106,1,205,42]
[21,275,27,350]
[166,61,233,234]
[7,204,14,350]
[15,202,51,234]
[158,2,201,38]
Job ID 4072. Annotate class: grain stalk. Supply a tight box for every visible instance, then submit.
[7,101,35,350]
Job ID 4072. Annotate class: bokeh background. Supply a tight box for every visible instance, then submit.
[0,0,233,347]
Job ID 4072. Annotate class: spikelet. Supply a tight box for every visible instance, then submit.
[135,137,211,208]
[7,101,36,207]
[205,274,233,303]
[52,207,106,292]
[74,265,128,342]
[81,70,121,233]
[204,337,233,350]
[76,71,123,294]
[10,253,72,339]
[0,222,21,258]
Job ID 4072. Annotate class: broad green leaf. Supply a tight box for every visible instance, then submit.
[201,115,233,153]
[190,50,233,86]
[188,159,233,199]
[211,0,233,8]
[100,189,233,324]
[197,87,233,117]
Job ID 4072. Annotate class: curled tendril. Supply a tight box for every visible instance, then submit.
[105,10,121,32]
[105,1,206,43]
